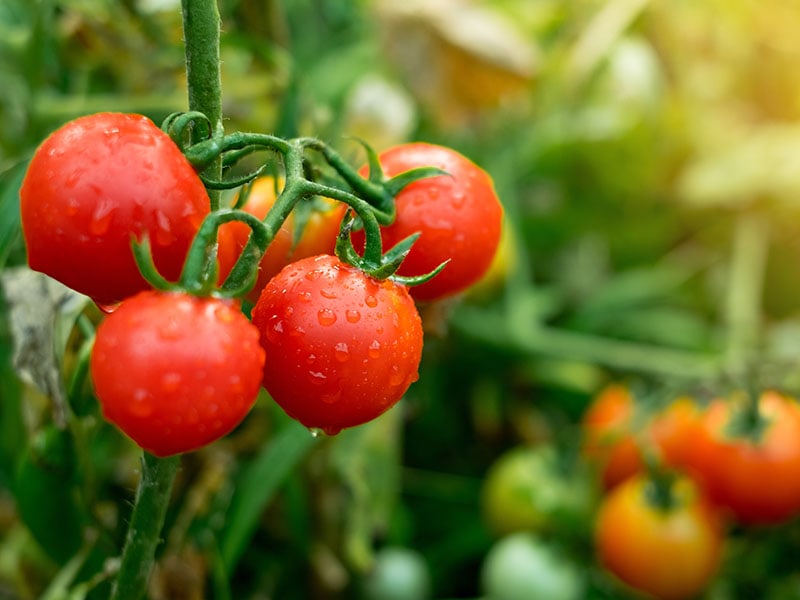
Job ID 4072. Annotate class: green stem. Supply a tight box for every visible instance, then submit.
[724,212,768,378]
[181,0,223,210]
[110,453,180,600]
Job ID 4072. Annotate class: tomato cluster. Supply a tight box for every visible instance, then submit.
[21,113,501,456]
[579,383,800,598]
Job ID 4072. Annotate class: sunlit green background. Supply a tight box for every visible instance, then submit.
[3,0,800,598]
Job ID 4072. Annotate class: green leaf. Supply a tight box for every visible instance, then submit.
[220,419,318,571]
[0,161,26,268]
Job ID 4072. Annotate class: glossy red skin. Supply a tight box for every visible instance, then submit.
[251,254,423,434]
[351,143,503,301]
[20,113,210,305]
[683,391,800,525]
[595,475,723,600]
[219,177,347,303]
[90,291,265,457]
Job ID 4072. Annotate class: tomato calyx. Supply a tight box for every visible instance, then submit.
[722,388,769,444]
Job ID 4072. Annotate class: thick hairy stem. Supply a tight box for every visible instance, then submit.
[110,454,180,600]
[181,0,223,209]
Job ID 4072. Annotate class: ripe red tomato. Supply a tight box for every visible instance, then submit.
[682,390,800,525]
[20,112,210,305]
[90,291,265,457]
[350,143,503,302]
[582,384,698,489]
[595,474,723,600]
[251,254,423,435]
[219,177,346,303]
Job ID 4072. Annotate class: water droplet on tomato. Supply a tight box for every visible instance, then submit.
[160,319,182,340]
[389,365,404,386]
[300,291,313,302]
[317,308,337,326]
[265,315,284,343]
[306,353,317,365]
[322,425,342,436]
[229,374,243,393]
[345,309,361,323]
[95,301,121,314]
[161,372,182,393]
[65,197,79,215]
[320,288,338,299]
[308,370,327,385]
[452,190,466,208]
[368,340,381,359]
[334,342,349,362]
[129,389,153,417]
[305,270,322,281]
[154,210,175,246]
[308,427,323,438]
[89,203,115,235]
[365,295,378,308]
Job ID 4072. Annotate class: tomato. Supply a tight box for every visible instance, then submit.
[350,143,503,302]
[481,533,584,600]
[582,384,698,489]
[251,254,423,435]
[682,390,800,525]
[362,547,432,600]
[481,444,593,537]
[20,113,211,305]
[219,177,347,303]
[595,474,723,600]
[90,291,265,457]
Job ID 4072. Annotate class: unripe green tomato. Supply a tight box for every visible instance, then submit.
[481,533,584,600]
[481,444,592,536]
[362,546,432,600]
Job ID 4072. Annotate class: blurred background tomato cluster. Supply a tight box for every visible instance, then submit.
[5,0,800,598]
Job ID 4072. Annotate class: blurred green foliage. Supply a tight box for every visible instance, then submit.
[4,0,800,598]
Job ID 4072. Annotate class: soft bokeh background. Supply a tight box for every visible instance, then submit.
[3,0,800,598]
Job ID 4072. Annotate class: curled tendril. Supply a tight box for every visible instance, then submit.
[161,111,213,152]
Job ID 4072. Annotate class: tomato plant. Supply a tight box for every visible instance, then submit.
[582,384,698,489]
[90,290,265,457]
[350,143,503,302]
[251,254,423,435]
[220,177,347,302]
[20,112,211,305]
[682,390,800,525]
[595,474,723,600]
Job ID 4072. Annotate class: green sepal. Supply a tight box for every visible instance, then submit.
[390,259,449,287]
[384,166,449,197]
[369,232,420,279]
[130,235,179,292]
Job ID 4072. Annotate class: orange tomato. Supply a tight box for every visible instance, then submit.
[595,474,723,600]
[582,385,699,489]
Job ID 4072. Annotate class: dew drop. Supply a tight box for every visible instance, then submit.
[389,365,405,386]
[308,427,324,438]
[322,425,342,436]
[345,309,361,323]
[65,197,79,216]
[308,370,327,385]
[160,318,182,340]
[452,190,466,208]
[427,187,440,200]
[161,372,182,393]
[305,353,317,365]
[320,288,338,299]
[317,308,337,326]
[154,210,175,246]
[368,340,381,359]
[300,291,313,302]
[95,301,121,314]
[334,342,349,363]
[365,295,378,308]
[305,270,322,281]
[129,389,152,417]
[265,315,284,343]
[89,203,115,235]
